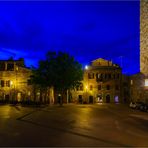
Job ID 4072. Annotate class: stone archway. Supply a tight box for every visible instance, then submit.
[96,94,103,103]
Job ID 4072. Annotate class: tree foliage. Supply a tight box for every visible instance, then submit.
[31,51,83,94]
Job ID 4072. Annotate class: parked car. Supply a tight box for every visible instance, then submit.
[135,102,145,110]
[139,103,148,112]
[129,102,137,109]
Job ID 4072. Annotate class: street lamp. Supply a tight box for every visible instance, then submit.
[85,85,88,90]
[85,65,88,70]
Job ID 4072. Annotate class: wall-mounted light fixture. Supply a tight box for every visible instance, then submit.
[10,81,13,86]
[85,85,88,90]
[85,65,88,70]
[145,79,148,86]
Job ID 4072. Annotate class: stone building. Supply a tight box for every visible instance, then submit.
[0,58,32,102]
[130,0,148,103]
[140,0,148,75]
[71,58,129,103]
[0,58,54,104]
[130,73,148,103]
[0,57,130,104]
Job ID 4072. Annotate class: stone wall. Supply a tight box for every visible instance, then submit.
[0,60,55,103]
[130,0,148,103]
[130,73,148,103]
[0,65,32,102]
[71,58,129,104]
[140,0,148,75]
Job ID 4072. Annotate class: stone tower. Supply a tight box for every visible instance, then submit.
[130,1,148,103]
[140,0,148,76]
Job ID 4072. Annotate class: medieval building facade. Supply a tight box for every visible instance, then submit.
[71,58,130,104]
[0,58,54,104]
[0,58,32,102]
[0,58,130,104]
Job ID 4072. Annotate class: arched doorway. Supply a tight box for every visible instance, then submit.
[106,95,110,103]
[96,94,103,103]
[78,95,83,104]
[89,96,93,104]
[17,92,22,102]
[114,96,119,103]
[5,94,10,103]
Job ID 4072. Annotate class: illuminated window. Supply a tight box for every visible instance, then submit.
[145,79,148,86]
[28,91,31,96]
[130,80,133,85]
[37,92,40,96]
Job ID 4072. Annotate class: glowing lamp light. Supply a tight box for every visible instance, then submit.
[10,81,13,85]
[145,79,148,86]
[85,65,88,70]
[16,67,18,71]
[28,91,31,96]
[85,85,88,89]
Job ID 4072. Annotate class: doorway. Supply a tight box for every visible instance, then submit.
[89,96,93,104]
[97,94,103,103]
[106,95,110,103]
[114,96,119,103]
[5,94,10,102]
[78,95,83,104]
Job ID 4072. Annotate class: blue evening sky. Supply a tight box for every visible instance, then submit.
[0,1,140,75]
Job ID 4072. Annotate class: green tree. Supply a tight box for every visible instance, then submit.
[31,51,83,105]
